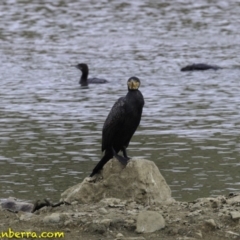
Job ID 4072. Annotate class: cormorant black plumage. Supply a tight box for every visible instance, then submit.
[74,63,108,86]
[90,76,144,177]
[181,63,222,71]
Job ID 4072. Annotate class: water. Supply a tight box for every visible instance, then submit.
[1,0,240,202]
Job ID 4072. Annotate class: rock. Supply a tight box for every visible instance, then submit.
[116,233,124,239]
[0,198,34,212]
[99,219,111,227]
[61,158,173,205]
[43,213,61,223]
[127,210,138,215]
[64,219,74,226]
[89,219,111,234]
[192,197,224,209]
[176,237,196,240]
[110,217,125,228]
[100,198,126,208]
[204,219,217,229]
[226,195,240,205]
[187,210,202,217]
[225,231,240,238]
[194,230,202,238]
[71,201,78,205]
[125,238,146,240]
[19,212,34,221]
[136,210,165,233]
[98,207,108,214]
[125,219,135,225]
[230,211,240,220]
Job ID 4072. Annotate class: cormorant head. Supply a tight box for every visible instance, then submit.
[75,63,89,73]
[127,77,141,90]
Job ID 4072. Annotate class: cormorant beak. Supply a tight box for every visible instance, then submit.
[128,79,140,90]
[72,64,81,70]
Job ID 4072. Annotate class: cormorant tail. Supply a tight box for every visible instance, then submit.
[90,150,113,177]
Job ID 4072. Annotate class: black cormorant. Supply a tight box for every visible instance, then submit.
[181,63,222,71]
[90,76,144,177]
[74,63,108,86]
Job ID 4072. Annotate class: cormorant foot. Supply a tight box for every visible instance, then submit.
[122,147,130,160]
[114,154,129,166]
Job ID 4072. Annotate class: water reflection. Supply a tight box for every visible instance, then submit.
[0,0,240,202]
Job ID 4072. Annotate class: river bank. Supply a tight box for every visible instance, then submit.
[1,159,240,240]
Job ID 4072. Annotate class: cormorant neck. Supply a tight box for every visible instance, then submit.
[126,89,144,108]
[128,88,139,92]
[127,89,140,98]
[80,69,89,84]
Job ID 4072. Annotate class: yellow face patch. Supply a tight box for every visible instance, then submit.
[128,79,140,90]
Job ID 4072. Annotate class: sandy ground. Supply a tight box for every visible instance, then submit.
[1,193,240,240]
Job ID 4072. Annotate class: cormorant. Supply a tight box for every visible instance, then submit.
[181,63,222,71]
[74,63,108,86]
[90,76,144,177]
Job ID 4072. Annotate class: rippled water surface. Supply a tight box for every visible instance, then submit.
[1,0,240,202]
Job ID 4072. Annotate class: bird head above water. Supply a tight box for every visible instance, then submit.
[127,76,141,90]
[75,63,89,73]
[73,63,109,85]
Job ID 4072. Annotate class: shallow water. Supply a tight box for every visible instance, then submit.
[1,0,240,202]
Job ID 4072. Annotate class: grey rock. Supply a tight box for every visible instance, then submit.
[187,210,202,217]
[125,238,146,240]
[98,207,108,215]
[136,210,165,233]
[100,198,126,208]
[230,211,240,220]
[19,212,34,221]
[110,217,125,227]
[194,230,202,238]
[204,219,217,229]
[1,198,34,212]
[116,232,124,239]
[99,218,111,227]
[73,212,89,217]
[225,231,240,237]
[91,218,111,227]
[61,158,174,205]
[43,213,61,223]
[226,195,240,205]
[64,219,74,226]
[124,219,136,231]
[176,237,196,240]
[125,219,135,225]
[71,201,78,205]
[89,219,111,234]
[127,210,138,215]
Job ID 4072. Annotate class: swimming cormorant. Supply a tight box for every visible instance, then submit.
[74,63,108,86]
[90,76,144,177]
[181,63,222,71]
